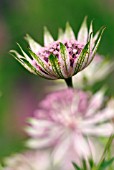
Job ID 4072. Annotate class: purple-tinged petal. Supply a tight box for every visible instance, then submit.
[25,34,42,54]
[49,54,64,78]
[77,16,88,44]
[52,135,71,165]
[9,50,36,74]
[74,39,90,75]
[60,42,71,78]
[64,22,75,40]
[83,108,114,125]
[87,26,106,65]
[86,90,105,117]
[58,28,64,41]
[44,27,54,47]
[81,123,114,136]
[29,50,58,79]
[74,134,91,159]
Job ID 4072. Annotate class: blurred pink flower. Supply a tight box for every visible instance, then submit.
[25,89,114,167]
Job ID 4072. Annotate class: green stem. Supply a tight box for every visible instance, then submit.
[65,77,73,88]
[93,134,114,170]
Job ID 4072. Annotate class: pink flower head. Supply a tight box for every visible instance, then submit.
[25,89,114,167]
[10,17,105,80]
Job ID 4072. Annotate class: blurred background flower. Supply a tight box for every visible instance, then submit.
[25,89,114,169]
[0,0,114,160]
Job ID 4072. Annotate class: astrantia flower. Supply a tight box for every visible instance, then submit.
[3,151,52,170]
[25,89,114,168]
[10,17,105,80]
[50,54,114,89]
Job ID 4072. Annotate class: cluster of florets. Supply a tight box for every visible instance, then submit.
[37,40,84,67]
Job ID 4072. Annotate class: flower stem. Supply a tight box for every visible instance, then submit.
[93,134,114,170]
[65,77,73,88]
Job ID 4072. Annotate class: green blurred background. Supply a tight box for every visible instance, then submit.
[0,0,114,158]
